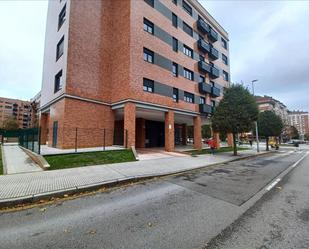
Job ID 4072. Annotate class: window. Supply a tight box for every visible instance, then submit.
[183,68,193,81]
[183,45,193,58]
[173,88,179,102]
[172,0,177,5]
[143,48,154,63]
[172,62,178,77]
[58,4,66,30]
[211,100,216,107]
[221,38,228,49]
[223,71,229,81]
[56,36,64,61]
[199,54,205,61]
[172,37,178,52]
[143,18,154,34]
[182,1,192,16]
[200,97,205,104]
[183,22,193,37]
[143,78,154,92]
[172,13,178,28]
[144,0,154,7]
[184,92,194,103]
[222,54,228,65]
[54,70,63,93]
[199,75,205,82]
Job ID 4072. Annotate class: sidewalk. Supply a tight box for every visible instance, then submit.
[0,149,270,205]
[2,144,42,174]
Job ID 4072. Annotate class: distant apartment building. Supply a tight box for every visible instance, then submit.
[288,111,309,139]
[40,0,230,150]
[255,95,289,125]
[0,97,33,129]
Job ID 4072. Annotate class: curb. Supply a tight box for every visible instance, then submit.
[0,150,276,209]
[19,146,50,170]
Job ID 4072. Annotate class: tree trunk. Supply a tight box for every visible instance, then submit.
[233,132,237,156]
[266,137,269,151]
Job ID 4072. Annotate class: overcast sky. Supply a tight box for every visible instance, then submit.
[0,0,308,112]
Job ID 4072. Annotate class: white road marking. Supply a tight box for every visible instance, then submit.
[291,153,308,168]
[266,178,281,191]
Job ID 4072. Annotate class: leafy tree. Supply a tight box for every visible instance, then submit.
[212,84,259,155]
[282,125,299,141]
[2,117,19,130]
[258,111,283,151]
[290,126,299,139]
[305,133,309,141]
[202,125,211,138]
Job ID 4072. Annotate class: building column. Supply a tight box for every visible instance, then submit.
[182,123,187,145]
[165,110,175,152]
[135,118,145,148]
[227,133,234,147]
[193,116,202,150]
[124,103,136,149]
[213,132,220,149]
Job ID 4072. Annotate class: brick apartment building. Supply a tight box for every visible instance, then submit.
[0,97,33,129]
[255,95,289,125]
[40,0,230,150]
[288,111,309,140]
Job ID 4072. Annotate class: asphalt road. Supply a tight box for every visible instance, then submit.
[0,149,307,249]
[206,148,309,249]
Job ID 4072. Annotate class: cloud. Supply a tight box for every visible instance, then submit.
[201,0,309,112]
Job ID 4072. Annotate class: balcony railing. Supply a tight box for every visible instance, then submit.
[197,18,210,34]
[198,82,212,94]
[211,86,221,98]
[198,61,212,74]
[208,28,218,42]
[210,66,220,79]
[199,104,213,115]
[197,39,211,54]
[209,46,219,60]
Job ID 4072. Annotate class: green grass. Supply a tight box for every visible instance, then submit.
[44,149,136,170]
[188,146,249,156]
[0,145,3,175]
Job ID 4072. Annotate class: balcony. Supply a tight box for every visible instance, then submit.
[198,82,212,94]
[199,104,213,115]
[209,46,219,60]
[198,61,212,74]
[211,86,221,98]
[208,28,218,42]
[210,66,220,79]
[197,18,210,34]
[197,39,211,54]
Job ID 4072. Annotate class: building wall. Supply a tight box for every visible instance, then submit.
[0,97,33,129]
[288,112,309,137]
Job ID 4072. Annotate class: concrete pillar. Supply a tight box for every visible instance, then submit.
[165,110,175,152]
[135,118,146,148]
[124,103,136,148]
[214,132,220,149]
[182,124,187,145]
[193,116,202,150]
[227,133,234,147]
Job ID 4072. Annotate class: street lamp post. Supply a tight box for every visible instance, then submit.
[251,79,260,153]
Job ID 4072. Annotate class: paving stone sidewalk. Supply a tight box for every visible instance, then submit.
[0,149,268,203]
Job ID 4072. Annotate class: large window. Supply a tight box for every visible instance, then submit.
[199,75,205,82]
[172,0,177,5]
[223,71,229,81]
[143,78,154,92]
[54,70,63,93]
[172,62,178,77]
[183,45,193,58]
[221,38,228,49]
[200,97,205,104]
[143,48,154,63]
[58,4,66,30]
[184,92,194,103]
[183,22,193,37]
[172,37,178,52]
[56,36,64,61]
[173,88,179,102]
[172,13,178,28]
[183,68,193,81]
[182,1,192,16]
[222,54,228,65]
[144,0,154,7]
[143,18,154,34]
